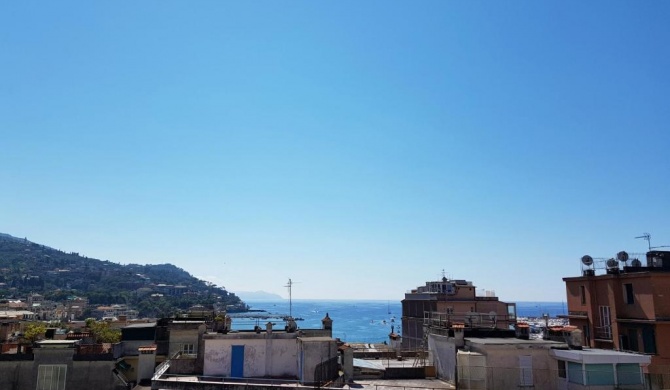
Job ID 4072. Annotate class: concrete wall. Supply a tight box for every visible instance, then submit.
[168,356,197,375]
[457,351,486,390]
[138,351,157,383]
[203,335,298,378]
[298,338,337,384]
[70,361,125,390]
[472,345,557,390]
[168,323,205,357]
[427,333,456,383]
[0,360,34,390]
[0,351,124,390]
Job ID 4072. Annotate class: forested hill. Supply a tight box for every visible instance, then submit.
[0,233,244,317]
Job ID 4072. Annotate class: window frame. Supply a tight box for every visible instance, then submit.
[181,343,195,355]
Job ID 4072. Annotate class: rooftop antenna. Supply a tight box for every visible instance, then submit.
[636,233,670,251]
[635,233,652,251]
[284,278,296,319]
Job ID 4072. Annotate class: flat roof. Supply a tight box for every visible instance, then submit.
[551,348,651,365]
[298,337,335,342]
[353,358,386,371]
[36,340,78,347]
[466,337,565,346]
[123,322,157,328]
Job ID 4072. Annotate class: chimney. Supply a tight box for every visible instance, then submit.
[321,313,333,330]
[453,323,465,347]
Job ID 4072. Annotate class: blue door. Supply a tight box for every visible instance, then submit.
[231,345,244,377]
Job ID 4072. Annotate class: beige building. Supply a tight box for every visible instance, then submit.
[428,327,650,390]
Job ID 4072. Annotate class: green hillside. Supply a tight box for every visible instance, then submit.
[0,233,245,318]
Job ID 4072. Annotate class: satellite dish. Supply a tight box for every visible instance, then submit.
[606,258,618,268]
[581,255,593,266]
[488,311,497,321]
[631,259,642,267]
[617,251,629,263]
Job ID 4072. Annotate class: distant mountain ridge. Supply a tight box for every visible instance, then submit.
[235,290,284,301]
[0,233,244,318]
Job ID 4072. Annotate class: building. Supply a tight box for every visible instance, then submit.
[562,250,670,389]
[153,315,339,388]
[402,276,517,349]
[428,324,651,389]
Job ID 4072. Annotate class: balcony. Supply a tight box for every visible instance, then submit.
[561,311,588,319]
[594,325,612,341]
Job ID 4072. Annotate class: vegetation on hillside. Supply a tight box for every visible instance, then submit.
[0,234,245,317]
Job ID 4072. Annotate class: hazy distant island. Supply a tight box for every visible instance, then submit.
[235,290,284,301]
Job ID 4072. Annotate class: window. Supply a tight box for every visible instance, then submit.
[181,343,195,355]
[617,363,642,385]
[37,365,67,390]
[557,360,566,378]
[619,334,629,351]
[624,283,634,304]
[642,327,657,354]
[519,355,533,386]
[583,325,591,346]
[446,307,454,315]
[567,361,584,384]
[599,306,611,339]
[580,286,586,304]
[628,328,639,352]
[585,364,615,386]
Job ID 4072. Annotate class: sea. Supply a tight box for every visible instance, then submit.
[229,299,566,344]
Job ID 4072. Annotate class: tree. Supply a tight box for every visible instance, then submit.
[24,322,46,343]
[85,319,121,343]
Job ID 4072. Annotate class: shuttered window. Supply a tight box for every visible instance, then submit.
[519,355,533,386]
[36,365,67,390]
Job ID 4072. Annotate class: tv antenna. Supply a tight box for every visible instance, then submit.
[284,278,299,319]
[635,233,670,251]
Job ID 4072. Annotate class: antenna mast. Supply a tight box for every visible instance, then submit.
[635,233,652,251]
[636,233,670,251]
[285,278,293,318]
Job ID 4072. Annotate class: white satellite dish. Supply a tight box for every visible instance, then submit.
[488,311,497,321]
[581,255,593,266]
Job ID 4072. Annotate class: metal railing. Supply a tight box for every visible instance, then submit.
[594,325,612,340]
[423,311,514,328]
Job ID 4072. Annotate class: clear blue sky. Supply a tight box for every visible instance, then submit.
[2,1,669,302]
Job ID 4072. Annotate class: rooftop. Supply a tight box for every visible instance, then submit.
[550,348,652,365]
[466,337,565,346]
[123,322,157,329]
